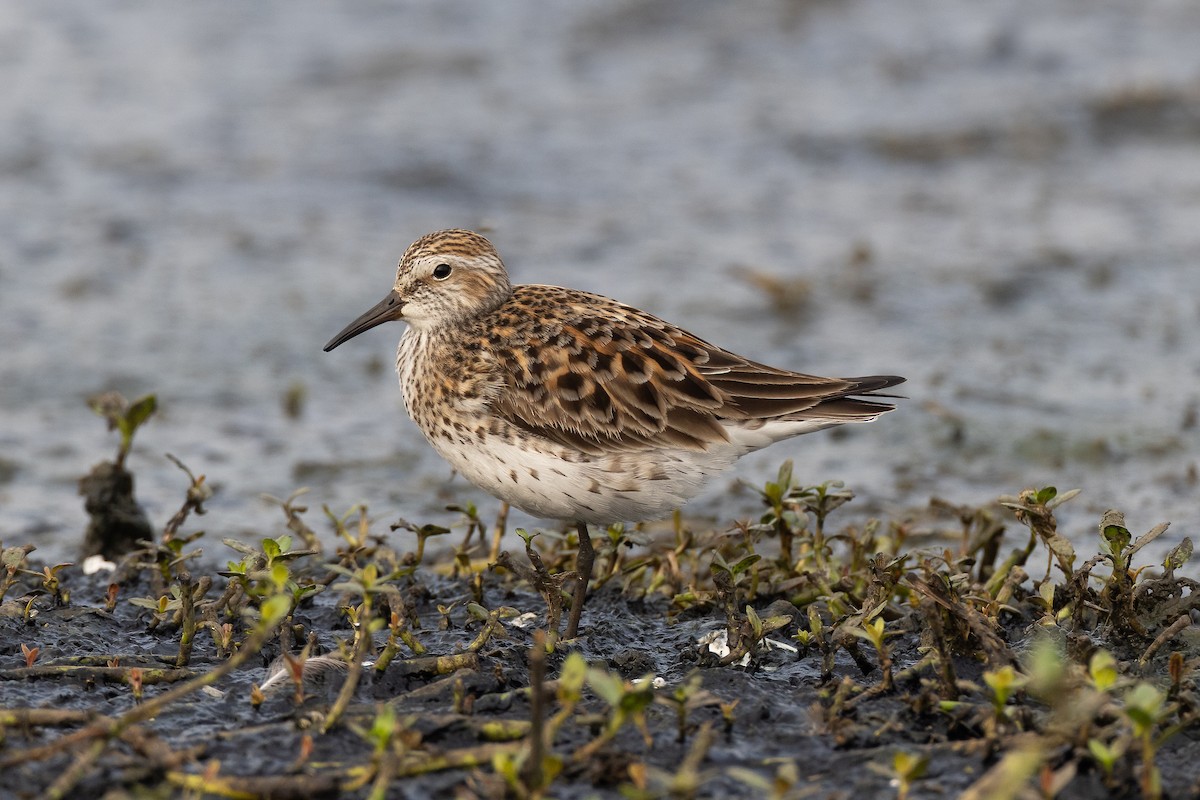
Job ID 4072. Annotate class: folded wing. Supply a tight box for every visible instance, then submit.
[489,287,904,456]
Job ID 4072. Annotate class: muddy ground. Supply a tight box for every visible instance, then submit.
[1,442,1198,799]
[4,1,1200,566]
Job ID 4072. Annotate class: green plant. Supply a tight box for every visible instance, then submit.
[222,534,321,607]
[750,460,804,568]
[891,751,929,800]
[23,563,72,606]
[391,519,452,567]
[999,486,1079,583]
[260,489,322,552]
[88,392,157,470]
[710,551,761,647]
[655,672,724,746]
[1123,683,1169,800]
[846,609,896,691]
[982,665,1028,725]
[727,759,800,800]
[128,585,185,628]
[1087,649,1119,692]
[1087,737,1125,781]
[574,666,657,762]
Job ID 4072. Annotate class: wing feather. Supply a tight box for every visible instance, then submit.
[485,286,903,454]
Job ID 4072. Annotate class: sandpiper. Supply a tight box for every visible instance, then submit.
[324,229,903,638]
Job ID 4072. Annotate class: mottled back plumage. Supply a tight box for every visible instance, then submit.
[483,284,900,456]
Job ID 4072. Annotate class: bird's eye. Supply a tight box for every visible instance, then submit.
[432,263,452,280]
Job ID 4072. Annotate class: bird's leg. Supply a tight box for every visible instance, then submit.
[564,521,594,639]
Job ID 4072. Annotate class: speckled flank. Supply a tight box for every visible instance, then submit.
[381,229,903,524]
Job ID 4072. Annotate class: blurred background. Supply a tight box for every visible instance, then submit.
[1,1,1197,565]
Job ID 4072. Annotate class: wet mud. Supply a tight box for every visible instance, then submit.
[2,463,1198,798]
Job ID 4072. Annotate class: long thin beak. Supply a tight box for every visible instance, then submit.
[323,290,405,352]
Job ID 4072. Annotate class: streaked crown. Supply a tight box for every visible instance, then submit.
[393,229,513,329]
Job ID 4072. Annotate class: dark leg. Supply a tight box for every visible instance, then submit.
[564,521,594,639]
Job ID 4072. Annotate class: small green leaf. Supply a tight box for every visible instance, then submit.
[259,594,292,626]
[983,665,1026,707]
[367,704,396,748]
[727,767,774,792]
[269,562,290,589]
[1088,650,1118,691]
[846,626,878,646]
[730,553,762,575]
[293,584,320,601]
[1087,739,1118,775]
[745,605,762,635]
[807,606,823,635]
[1034,486,1057,505]
[558,652,588,696]
[124,394,158,434]
[491,751,521,785]
[1124,683,1165,734]
[893,750,929,780]
[586,668,625,706]
[1164,537,1192,571]
[1024,638,1065,697]
[776,460,794,489]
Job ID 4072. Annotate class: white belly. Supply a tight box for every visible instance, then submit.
[425,431,738,524]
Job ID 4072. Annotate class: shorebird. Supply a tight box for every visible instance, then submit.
[324,229,903,638]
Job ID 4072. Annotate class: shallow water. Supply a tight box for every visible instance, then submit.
[1,1,1197,568]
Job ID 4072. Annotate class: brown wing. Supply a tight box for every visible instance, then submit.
[487,286,903,455]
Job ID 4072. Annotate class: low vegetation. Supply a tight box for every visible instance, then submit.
[0,394,1196,799]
